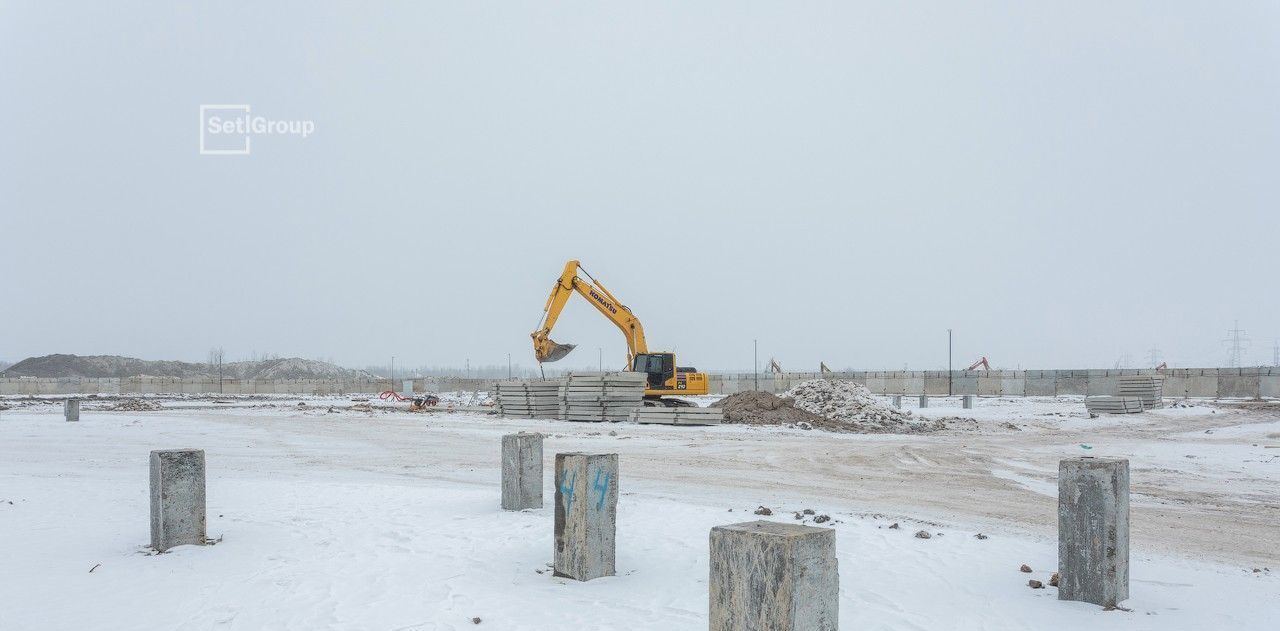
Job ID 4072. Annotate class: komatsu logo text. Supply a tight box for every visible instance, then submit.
[589,289,618,315]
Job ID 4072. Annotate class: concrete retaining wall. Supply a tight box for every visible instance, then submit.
[705,367,1280,399]
[4,368,1278,398]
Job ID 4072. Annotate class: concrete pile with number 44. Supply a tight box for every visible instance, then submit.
[559,372,646,422]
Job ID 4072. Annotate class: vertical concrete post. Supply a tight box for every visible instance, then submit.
[501,432,543,510]
[150,449,207,552]
[1058,457,1129,607]
[962,395,974,409]
[709,520,838,631]
[891,395,902,408]
[64,399,80,422]
[554,452,617,581]
[918,394,929,408]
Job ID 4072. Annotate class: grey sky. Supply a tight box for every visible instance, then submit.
[2,1,1277,371]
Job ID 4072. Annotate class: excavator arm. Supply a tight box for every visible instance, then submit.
[531,260,649,366]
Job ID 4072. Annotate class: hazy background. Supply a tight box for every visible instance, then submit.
[2,1,1277,372]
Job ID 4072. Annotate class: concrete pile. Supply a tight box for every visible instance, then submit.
[1118,375,1163,409]
[1085,376,1164,416]
[1084,396,1146,416]
[630,406,724,426]
[785,379,942,433]
[559,372,646,422]
[495,380,562,418]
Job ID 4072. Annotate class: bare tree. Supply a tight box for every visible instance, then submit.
[208,347,225,393]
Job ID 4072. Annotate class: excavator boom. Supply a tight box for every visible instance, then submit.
[530,260,708,399]
[532,260,647,367]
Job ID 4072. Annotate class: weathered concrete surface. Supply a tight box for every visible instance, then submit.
[962,395,974,409]
[150,449,207,552]
[890,395,902,409]
[554,452,617,581]
[709,520,838,631]
[918,395,928,408]
[64,399,79,422]
[501,432,543,510]
[1058,457,1129,607]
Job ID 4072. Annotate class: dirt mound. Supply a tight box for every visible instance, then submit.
[712,382,947,434]
[710,391,843,430]
[107,399,163,411]
[786,379,943,433]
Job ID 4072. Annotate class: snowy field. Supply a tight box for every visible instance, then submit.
[1,395,1277,630]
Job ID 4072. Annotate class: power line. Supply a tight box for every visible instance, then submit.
[1146,345,1162,368]
[1221,320,1251,368]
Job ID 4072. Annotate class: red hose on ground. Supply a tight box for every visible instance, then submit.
[378,390,409,402]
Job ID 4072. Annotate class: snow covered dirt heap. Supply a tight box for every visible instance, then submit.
[710,391,836,429]
[785,379,946,434]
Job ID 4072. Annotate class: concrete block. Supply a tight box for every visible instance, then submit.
[554,452,617,581]
[149,449,207,552]
[501,433,543,510]
[1058,457,1128,607]
[64,399,80,422]
[918,395,928,408]
[891,395,902,409]
[709,520,838,631]
[962,395,974,409]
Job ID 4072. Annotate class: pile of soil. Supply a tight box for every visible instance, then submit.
[786,379,943,434]
[710,391,847,431]
[712,382,948,434]
[107,399,163,412]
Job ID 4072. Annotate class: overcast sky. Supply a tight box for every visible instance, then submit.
[2,1,1277,372]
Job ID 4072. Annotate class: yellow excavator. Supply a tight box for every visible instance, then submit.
[531,260,708,405]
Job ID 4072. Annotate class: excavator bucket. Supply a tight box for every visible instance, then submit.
[538,340,577,363]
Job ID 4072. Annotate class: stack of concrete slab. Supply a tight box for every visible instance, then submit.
[1084,396,1147,416]
[559,372,646,422]
[495,380,563,418]
[630,406,724,426]
[1118,375,1163,409]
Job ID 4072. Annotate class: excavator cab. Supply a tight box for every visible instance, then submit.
[633,352,675,389]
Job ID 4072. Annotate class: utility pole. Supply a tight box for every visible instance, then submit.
[1222,320,1250,368]
[1272,339,1279,368]
[391,356,395,391]
[753,339,759,392]
[598,347,603,372]
[947,329,952,396]
[507,353,512,380]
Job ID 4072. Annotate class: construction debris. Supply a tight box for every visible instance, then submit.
[559,372,646,422]
[630,406,723,426]
[785,380,946,433]
[107,399,163,412]
[494,380,561,418]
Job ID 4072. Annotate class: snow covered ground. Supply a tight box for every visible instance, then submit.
[1,396,1276,629]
